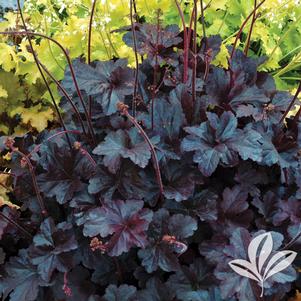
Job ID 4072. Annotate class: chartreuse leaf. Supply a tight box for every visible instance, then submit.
[10,104,54,132]
[0,85,8,98]
[0,173,18,209]
[0,42,17,72]
[34,38,65,81]
[41,83,61,105]
[212,43,229,68]
[0,70,26,114]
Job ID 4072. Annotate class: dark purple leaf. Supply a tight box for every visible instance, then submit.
[63,59,134,115]
[52,267,96,301]
[199,35,222,62]
[167,259,212,301]
[120,167,160,206]
[229,49,258,88]
[29,218,78,282]
[182,111,263,176]
[262,91,293,124]
[93,128,155,173]
[138,209,197,273]
[215,228,296,300]
[83,199,153,256]
[252,191,280,226]
[203,67,230,106]
[103,284,137,301]
[136,277,175,301]
[88,167,117,199]
[138,94,185,140]
[190,190,218,222]
[171,84,194,123]
[38,141,94,204]
[162,161,197,202]
[123,24,182,66]
[0,206,19,239]
[215,186,253,234]
[234,162,268,197]
[1,249,48,301]
[272,196,301,226]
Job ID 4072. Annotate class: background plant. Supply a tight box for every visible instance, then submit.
[0,0,301,137]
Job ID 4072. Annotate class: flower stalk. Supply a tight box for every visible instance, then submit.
[117,102,164,199]
[87,0,97,118]
[0,211,33,239]
[0,30,96,144]
[174,0,189,83]
[230,0,266,60]
[130,0,140,117]
[16,0,72,150]
[6,140,48,216]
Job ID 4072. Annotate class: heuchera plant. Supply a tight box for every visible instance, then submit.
[1,2,301,300]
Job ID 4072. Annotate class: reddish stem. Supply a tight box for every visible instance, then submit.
[130,0,139,117]
[16,0,72,149]
[187,5,196,46]
[280,81,301,123]
[132,0,138,22]
[87,0,97,118]
[204,54,210,81]
[154,68,168,94]
[28,130,81,157]
[200,0,209,81]
[88,0,97,65]
[27,130,97,170]
[79,147,97,168]
[11,147,48,216]
[63,272,72,297]
[192,0,198,103]
[117,102,164,198]
[244,0,257,55]
[174,0,188,83]
[151,11,161,130]
[281,226,301,250]
[204,0,213,9]
[0,30,96,144]
[36,59,88,136]
[0,211,33,239]
[230,0,266,60]
[0,181,13,193]
[199,0,206,40]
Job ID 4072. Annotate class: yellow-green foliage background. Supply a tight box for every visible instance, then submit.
[0,0,301,135]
